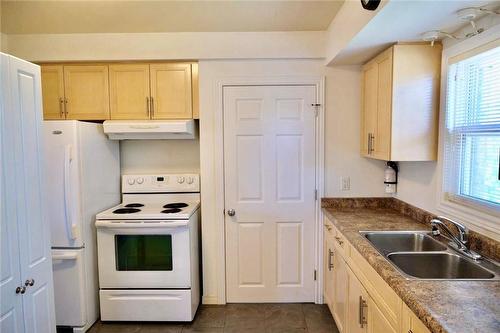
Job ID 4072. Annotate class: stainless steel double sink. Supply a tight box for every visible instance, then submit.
[360,231,500,280]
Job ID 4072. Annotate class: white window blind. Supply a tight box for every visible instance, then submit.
[444,44,500,209]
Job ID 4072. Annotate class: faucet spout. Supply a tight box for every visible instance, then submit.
[430,217,482,261]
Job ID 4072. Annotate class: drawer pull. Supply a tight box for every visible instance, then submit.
[335,236,344,246]
[324,224,332,231]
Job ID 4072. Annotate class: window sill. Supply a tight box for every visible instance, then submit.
[437,197,500,241]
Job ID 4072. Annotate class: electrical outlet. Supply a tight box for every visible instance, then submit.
[340,176,350,191]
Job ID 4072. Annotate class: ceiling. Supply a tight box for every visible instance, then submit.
[1,0,345,34]
[332,0,499,65]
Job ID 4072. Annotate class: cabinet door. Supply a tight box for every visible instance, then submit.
[361,63,378,157]
[347,266,368,333]
[41,65,65,119]
[63,65,110,120]
[374,49,393,160]
[367,296,397,333]
[332,244,348,333]
[150,63,192,119]
[109,64,151,120]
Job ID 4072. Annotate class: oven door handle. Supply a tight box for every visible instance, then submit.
[95,220,189,228]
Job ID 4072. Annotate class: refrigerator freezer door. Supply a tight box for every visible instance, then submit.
[52,249,87,327]
[43,121,83,248]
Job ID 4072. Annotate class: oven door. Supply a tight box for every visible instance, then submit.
[96,220,192,289]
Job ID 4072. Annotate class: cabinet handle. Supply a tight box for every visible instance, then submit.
[328,249,334,271]
[150,97,154,118]
[370,134,375,154]
[15,286,26,294]
[25,278,35,287]
[59,97,64,118]
[408,330,414,333]
[367,133,371,154]
[324,224,332,232]
[146,97,150,117]
[359,296,368,328]
[335,236,344,246]
[64,98,69,117]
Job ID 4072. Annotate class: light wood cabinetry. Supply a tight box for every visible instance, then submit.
[361,44,441,161]
[401,303,431,333]
[109,64,151,120]
[41,65,65,119]
[63,65,110,120]
[150,63,192,119]
[41,62,199,121]
[323,217,429,333]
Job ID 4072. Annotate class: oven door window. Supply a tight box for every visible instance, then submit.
[115,235,173,271]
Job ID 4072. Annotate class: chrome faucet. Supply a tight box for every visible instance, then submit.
[430,216,482,260]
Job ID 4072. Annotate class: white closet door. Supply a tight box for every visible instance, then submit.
[224,85,317,302]
[3,54,56,333]
[0,53,25,333]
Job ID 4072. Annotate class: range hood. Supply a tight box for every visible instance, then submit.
[103,120,196,140]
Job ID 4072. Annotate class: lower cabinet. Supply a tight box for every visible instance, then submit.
[401,303,431,333]
[323,217,428,333]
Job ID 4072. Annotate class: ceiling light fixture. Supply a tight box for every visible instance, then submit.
[421,6,499,45]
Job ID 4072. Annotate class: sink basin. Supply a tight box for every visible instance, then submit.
[387,253,496,280]
[362,231,447,255]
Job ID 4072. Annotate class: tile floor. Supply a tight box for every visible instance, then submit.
[87,303,340,333]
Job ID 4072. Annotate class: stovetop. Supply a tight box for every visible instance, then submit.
[96,200,200,220]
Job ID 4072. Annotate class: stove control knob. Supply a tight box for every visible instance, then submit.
[187,177,194,184]
[177,176,185,184]
[127,178,135,185]
[136,177,144,184]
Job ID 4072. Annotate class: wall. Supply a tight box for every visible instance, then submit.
[4,31,325,62]
[199,59,387,303]
[120,138,200,175]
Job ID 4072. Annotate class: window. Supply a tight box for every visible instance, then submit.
[443,44,500,210]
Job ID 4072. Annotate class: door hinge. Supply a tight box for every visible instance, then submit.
[314,270,317,281]
[311,103,321,117]
[315,189,318,200]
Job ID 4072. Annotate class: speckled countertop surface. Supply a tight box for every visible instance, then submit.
[323,206,500,333]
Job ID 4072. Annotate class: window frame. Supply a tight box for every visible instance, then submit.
[437,27,500,240]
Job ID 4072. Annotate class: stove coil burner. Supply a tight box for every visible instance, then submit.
[163,203,188,209]
[113,208,141,214]
[124,203,144,208]
[161,208,182,214]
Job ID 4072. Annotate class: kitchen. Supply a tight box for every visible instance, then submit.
[1,1,499,333]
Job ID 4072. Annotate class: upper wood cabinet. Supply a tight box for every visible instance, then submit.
[41,62,199,121]
[64,65,110,120]
[150,63,192,119]
[41,65,65,120]
[109,64,151,120]
[361,44,442,161]
[41,65,110,120]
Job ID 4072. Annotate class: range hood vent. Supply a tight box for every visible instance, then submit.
[103,120,196,140]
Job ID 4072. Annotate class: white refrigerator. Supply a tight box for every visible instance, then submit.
[43,120,120,332]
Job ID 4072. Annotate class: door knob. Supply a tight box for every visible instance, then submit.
[15,286,26,294]
[227,209,236,216]
[25,279,35,287]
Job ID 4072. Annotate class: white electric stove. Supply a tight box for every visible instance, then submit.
[95,174,200,322]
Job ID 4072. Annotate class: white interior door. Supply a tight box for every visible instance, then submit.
[224,85,317,302]
[2,54,56,333]
[0,54,25,333]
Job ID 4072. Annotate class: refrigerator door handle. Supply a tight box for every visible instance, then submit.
[52,252,78,260]
[63,145,77,240]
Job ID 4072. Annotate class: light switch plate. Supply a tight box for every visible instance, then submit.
[340,176,350,191]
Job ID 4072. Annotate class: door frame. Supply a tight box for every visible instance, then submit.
[211,76,325,304]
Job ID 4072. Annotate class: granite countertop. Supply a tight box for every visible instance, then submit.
[322,205,500,333]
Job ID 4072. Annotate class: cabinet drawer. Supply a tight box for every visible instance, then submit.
[348,246,401,330]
